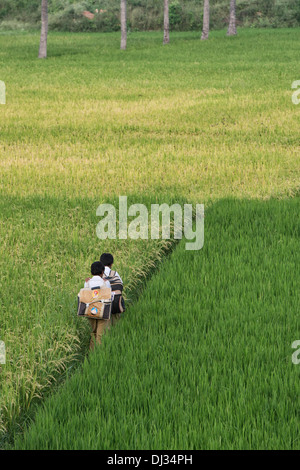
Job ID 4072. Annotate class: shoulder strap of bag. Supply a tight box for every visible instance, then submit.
[104,269,115,279]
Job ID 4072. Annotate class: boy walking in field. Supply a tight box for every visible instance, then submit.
[84,261,111,350]
[85,254,125,329]
[100,253,125,326]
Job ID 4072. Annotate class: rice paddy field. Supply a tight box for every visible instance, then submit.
[0,28,300,449]
[12,197,300,450]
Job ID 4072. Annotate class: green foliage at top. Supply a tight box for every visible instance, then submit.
[1,0,300,32]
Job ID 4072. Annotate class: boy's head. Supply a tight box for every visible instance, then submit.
[91,261,105,276]
[100,253,114,267]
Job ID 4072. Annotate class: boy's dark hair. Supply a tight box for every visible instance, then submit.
[91,261,105,276]
[100,253,114,267]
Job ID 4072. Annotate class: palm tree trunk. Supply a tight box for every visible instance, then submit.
[120,0,127,50]
[227,0,237,36]
[201,0,210,40]
[38,0,48,58]
[163,0,169,45]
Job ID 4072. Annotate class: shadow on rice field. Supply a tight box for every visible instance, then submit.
[11,195,300,450]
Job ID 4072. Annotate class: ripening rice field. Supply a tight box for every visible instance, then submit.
[0,28,300,448]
